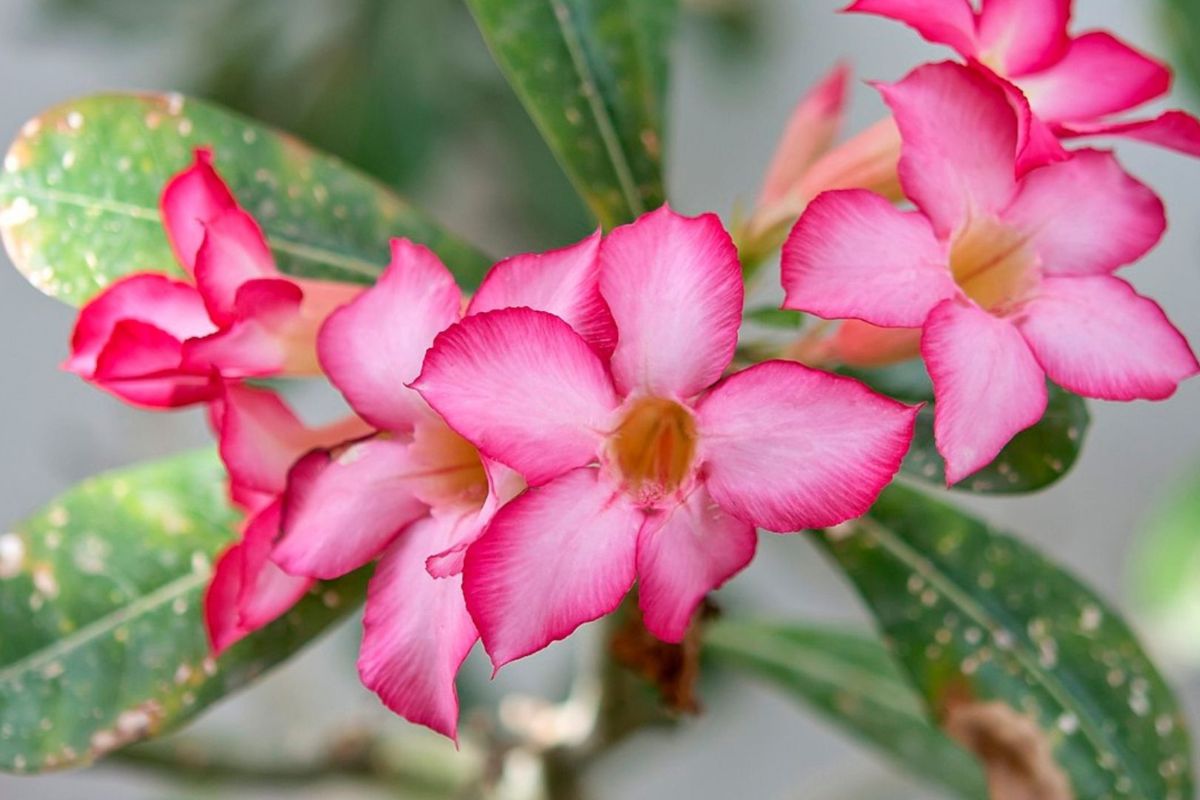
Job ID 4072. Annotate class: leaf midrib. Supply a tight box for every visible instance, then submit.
[853,515,1155,798]
[0,569,208,686]
[0,184,384,279]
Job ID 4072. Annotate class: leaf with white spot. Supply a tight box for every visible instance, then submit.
[841,361,1090,494]
[0,450,367,774]
[705,619,987,798]
[0,93,491,306]
[818,484,1194,800]
[465,0,677,228]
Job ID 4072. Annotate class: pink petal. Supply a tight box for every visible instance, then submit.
[193,209,278,325]
[66,273,216,377]
[274,436,429,580]
[216,384,370,497]
[426,459,525,579]
[359,512,478,740]
[1016,276,1199,401]
[467,230,616,357]
[980,68,1071,174]
[319,238,462,432]
[235,500,313,633]
[599,206,743,399]
[635,487,757,643]
[205,541,250,655]
[182,279,307,378]
[844,0,979,57]
[88,320,218,408]
[1003,149,1165,276]
[161,148,239,274]
[829,321,923,368]
[1018,32,1171,124]
[880,62,1020,236]
[976,0,1070,76]
[1055,110,1200,158]
[922,299,1048,484]
[413,308,618,486]
[696,360,918,531]
[759,63,852,208]
[781,189,955,327]
[463,468,642,669]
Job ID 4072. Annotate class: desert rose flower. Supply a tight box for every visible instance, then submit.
[782,62,1198,484]
[64,149,362,408]
[270,234,612,739]
[204,383,371,654]
[413,206,919,670]
[847,0,1200,168]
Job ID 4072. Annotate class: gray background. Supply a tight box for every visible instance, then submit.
[2,0,1199,797]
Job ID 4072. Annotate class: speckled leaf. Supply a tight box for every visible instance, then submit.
[0,451,367,774]
[465,0,676,228]
[842,361,1090,494]
[705,620,987,798]
[0,93,491,306]
[818,485,1194,800]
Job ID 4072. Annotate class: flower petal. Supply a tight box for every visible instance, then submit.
[359,512,479,741]
[413,308,618,486]
[781,189,955,327]
[977,0,1070,76]
[235,500,313,634]
[844,0,978,57]
[66,274,216,377]
[922,299,1048,484]
[600,207,743,398]
[467,230,616,357]
[1018,32,1171,124]
[1055,110,1200,158]
[880,62,1020,236]
[274,436,429,580]
[319,238,462,432]
[161,148,239,274]
[759,63,852,208]
[463,468,641,669]
[88,321,218,408]
[205,541,250,655]
[1003,149,1165,276]
[216,384,371,496]
[182,278,307,378]
[1016,276,1199,401]
[193,209,277,325]
[636,487,756,643]
[697,360,917,530]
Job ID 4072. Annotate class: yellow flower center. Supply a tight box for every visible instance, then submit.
[948,216,1037,313]
[608,397,698,503]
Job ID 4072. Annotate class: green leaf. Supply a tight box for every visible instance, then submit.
[1129,460,1200,666]
[818,484,1194,800]
[0,93,491,307]
[465,0,677,228]
[1160,0,1200,103]
[842,361,1090,494]
[705,620,987,798]
[0,450,367,774]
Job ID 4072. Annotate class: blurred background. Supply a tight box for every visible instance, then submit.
[2,0,1200,797]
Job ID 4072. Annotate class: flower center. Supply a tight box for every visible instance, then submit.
[608,397,698,503]
[948,216,1037,313]
[408,420,489,509]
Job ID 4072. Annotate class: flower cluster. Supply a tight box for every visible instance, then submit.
[60,0,1197,742]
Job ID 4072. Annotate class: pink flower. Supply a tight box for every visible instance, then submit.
[64,149,361,408]
[847,0,1200,167]
[781,62,1198,484]
[412,207,918,670]
[270,234,613,740]
[203,383,371,654]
